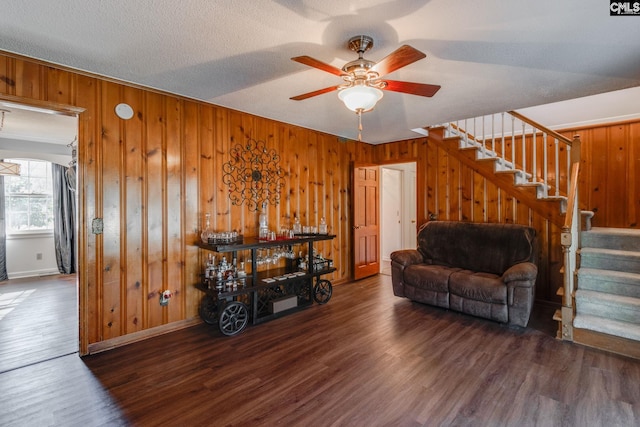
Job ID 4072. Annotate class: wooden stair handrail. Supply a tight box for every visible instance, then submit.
[508,110,573,147]
[563,162,581,232]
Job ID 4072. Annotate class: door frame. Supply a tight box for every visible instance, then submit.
[351,160,419,280]
[380,166,404,260]
[0,94,86,354]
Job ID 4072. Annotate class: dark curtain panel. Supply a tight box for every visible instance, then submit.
[0,175,7,281]
[52,164,76,274]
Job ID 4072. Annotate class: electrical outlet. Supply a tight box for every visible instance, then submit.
[160,290,172,306]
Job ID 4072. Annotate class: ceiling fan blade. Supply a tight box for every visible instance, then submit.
[382,80,441,97]
[370,45,426,77]
[290,85,340,101]
[291,56,345,77]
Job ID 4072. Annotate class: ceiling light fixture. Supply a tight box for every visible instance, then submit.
[66,137,78,191]
[0,108,9,131]
[0,161,21,176]
[338,84,383,112]
[338,84,383,142]
[291,34,439,142]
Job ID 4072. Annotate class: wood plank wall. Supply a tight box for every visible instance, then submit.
[1,51,638,353]
[574,120,640,228]
[372,119,640,305]
[372,138,562,304]
[0,52,377,354]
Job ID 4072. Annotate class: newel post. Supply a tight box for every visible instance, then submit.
[559,136,581,342]
[570,134,581,166]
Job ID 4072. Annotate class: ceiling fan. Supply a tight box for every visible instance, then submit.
[290,35,441,140]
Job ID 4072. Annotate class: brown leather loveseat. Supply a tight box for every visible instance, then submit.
[390,221,538,327]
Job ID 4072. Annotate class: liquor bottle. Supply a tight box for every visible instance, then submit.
[237,261,246,278]
[259,201,269,239]
[292,216,302,234]
[318,217,328,234]
[205,253,215,280]
[201,213,214,244]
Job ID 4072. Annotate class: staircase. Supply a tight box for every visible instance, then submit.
[424,111,640,359]
[573,227,640,358]
[426,112,578,227]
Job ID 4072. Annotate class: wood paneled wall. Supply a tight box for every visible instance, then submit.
[0,52,377,354]
[372,137,562,303]
[572,120,640,228]
[372,118,640,304]
[1,51,637,354]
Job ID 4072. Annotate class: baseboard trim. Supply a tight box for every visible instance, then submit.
[8,269,61,280]
[87,318,202,355]
[574,327,640,360]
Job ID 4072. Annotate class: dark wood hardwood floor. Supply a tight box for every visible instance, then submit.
[1,274,640,426]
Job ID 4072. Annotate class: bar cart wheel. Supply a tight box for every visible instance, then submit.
[198,295,218,325]
[218,300,249,336]
[313,279,333,304]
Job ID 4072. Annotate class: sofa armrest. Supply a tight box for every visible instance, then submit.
[390,249,424,267]
[503,262,537,327]
[390,249,424,298]
[502,262,537,285]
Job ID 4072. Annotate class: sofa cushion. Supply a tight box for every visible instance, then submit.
[450,295,509,323]
[404,264,459,292]
[417,221,537,276]
[449,270,506,304]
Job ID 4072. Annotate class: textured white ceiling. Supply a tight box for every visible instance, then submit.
[0,0,639,144]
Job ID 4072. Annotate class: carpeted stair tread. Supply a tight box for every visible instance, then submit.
[580,247,640,258]
[575,289,640,323]
[577,268,640,298]
[582,227,640,251]
[574,314,640,342]
[576,289,640,307]
[580,248,640,274]
[573,227,640,346]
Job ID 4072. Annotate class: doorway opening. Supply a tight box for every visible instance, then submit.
[0,100,79,373]
[380,162,417,275]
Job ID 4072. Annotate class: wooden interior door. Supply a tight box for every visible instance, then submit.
[352,164,380,280]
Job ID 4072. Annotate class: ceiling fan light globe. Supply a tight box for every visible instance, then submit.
[338,86,383,112]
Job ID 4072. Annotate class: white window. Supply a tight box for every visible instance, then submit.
[4,159,54,233]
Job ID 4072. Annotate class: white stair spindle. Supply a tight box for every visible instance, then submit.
[543,133,549,197]
[511,115,515,170]
[567,145,571,194]
[473,117,477,143]
[482,115,486,156]
[555,138,560,196]
[532,129,537,184]
[466,119,470,144]
[521,121,526,177]
[491,114,496,154]
[501,112,505,165]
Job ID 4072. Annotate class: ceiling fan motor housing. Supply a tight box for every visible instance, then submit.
[347,35,374,55]
[343,35,378,77]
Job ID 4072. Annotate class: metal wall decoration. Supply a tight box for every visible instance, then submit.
[222,138,285,211]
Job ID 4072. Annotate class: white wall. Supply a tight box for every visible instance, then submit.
[6,232,59,279]
[381,168,403,261]
[380,162,417,262]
